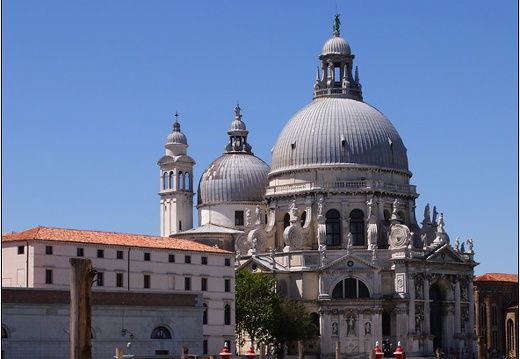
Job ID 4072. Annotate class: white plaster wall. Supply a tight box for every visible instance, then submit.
[1,302,203,359]
[2,240,235,356]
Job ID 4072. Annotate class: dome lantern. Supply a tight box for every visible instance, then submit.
[225,103,253,154]
[314,14,362,101]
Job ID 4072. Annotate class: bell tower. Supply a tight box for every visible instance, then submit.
[157,113,195,236]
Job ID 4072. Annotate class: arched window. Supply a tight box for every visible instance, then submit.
[185,172,191,190]
[479,304,487,337]
[325,209,341,246]
[169,171,174,189]
[310,312,320,336]
[300,211,307,227]
[350,209,365,246]
[178,172,184,190]
[331,278,370,298]
[224,304,231,325]
[203,303,208,325]
[283,213,290,229]
[163,172,169,190]
[151,326,172,339]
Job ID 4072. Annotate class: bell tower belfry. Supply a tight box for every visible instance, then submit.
[157,113,195,236]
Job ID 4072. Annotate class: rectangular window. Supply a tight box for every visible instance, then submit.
[168,254,175,263]
[224,279,230,292]
[17,246,24,255]
[97,272,104,287]
[235,210,244,226]
[97,249,104,258]
[184,277,191,290]
[144,252,151,261]
[45,269,53,284]
[144,275,151,289]
[185,255,191,264]
[201,256,208,265]
[77,248,84,257]
[117,250,124,259]
[203,340,208,355]
[225,258,231,266]
[116,273,124,287]
[201,277,208,291]
[45,246,53,255]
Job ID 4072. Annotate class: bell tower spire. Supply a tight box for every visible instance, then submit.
[157,112,196,236]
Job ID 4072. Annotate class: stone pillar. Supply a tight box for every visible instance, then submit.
[408,274,416,333]
[423,275,431,334]
[395,304,408,344]
[373,308,383,347]
[443,304,455,345]
[454,277,461,336]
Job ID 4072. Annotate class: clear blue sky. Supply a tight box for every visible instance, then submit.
[2,1,518,276]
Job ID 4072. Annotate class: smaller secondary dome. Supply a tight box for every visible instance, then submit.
[197,154,269,205]
[166,120,188,145]
[197,103,270,206]
[322,35,351,56]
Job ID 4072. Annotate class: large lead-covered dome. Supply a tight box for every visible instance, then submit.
[270,15,408,176]
[270,97,408,173]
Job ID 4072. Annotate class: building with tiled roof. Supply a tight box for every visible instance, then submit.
[1,226,235,358]
[474,273,518,359]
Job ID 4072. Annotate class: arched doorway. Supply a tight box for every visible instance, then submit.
[430,283,443,350]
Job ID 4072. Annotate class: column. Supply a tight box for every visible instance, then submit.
[408,274,416,333]
[454,277,461,336]
[423,275,431,334]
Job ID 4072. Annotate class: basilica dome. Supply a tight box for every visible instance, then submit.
[197,153,269,205]
[197,104,269,206]
[270,97,408,174]
[270,15,409,176]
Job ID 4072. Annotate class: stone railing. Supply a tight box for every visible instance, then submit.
[266,180,416,196]
[265,182,313,195]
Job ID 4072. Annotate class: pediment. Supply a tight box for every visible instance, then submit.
[426,244,466,264]
[236,256,288,273]
[321,252,379,271]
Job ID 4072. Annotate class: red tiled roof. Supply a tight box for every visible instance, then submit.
[2,226,232,254]
[474,273,518,283]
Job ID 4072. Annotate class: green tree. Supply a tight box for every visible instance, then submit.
[235,270,277,349]
[266,296,318,359]
[270,295,318,349]
[235,270,318,355]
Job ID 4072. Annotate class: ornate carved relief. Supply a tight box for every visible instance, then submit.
[389,224,411,249]
[283,225,303,250]
[248,229,267,254]
[235,233,250,255]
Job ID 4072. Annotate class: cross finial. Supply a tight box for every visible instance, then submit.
[173,111,181,131]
